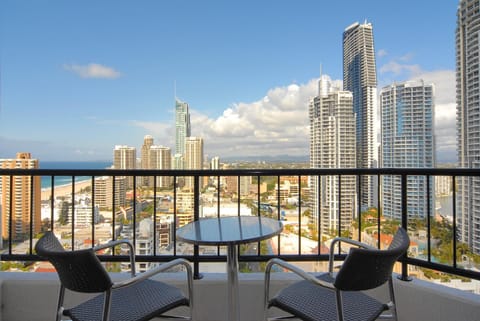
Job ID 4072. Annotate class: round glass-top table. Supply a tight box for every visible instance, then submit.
[176,216,283,321]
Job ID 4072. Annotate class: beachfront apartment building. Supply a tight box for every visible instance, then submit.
[176,190,195,227]
[140,135,154,187]
[0,152,41,241]
[94,176,127,210]
[184,137,204,190]
[67,203,100,227]
[380,81,436,220]
[150,145,172,188]
[113,145,136,189]
[456,0,480,254]
[309,75,357,235]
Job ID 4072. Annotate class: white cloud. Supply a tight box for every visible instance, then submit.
[379,61,421,76]
[399,53,415,62]
[377,49,388,58]
[63,63,121,79]
[190,79,319,157]
[132,79,319,158]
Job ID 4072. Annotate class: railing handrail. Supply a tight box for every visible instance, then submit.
[2,167,480,176]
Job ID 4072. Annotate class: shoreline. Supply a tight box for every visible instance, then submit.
[41,180,92,201]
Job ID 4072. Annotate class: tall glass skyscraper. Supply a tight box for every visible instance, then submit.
[456,0,480,253]
[380,81,435,220]
[309,75,357,235]
[343,21,378,211]
[175,98,191,170]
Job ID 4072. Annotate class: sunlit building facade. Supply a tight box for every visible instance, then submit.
[184,137,204,190]
[456,0,480,253]
[94,176,127,210]
[380,81,435,220]
[0,153,41,241]
[140,135,154,186]
[150,146,172,188]
[309,75,357,235]
[113,145,136,189]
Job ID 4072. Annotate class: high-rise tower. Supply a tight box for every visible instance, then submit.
[175,98,191,169]
[380,81,435,220]
[309,75,357,235]
[343,21,378,210]
[184,137,204,190]
[150,146,172,188]
[113,145,136,189]
[0,152,41,241]
[140,135,154,186]
[456,0,480,253]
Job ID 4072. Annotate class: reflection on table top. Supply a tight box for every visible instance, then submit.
[176,216,283,246]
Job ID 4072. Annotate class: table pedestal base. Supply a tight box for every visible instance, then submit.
[227,244,239,321]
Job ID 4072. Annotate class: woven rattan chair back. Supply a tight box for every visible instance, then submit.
[334,227,409,291]
[35,231,113,293]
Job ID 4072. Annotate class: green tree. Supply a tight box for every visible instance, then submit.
[58,201,70,225]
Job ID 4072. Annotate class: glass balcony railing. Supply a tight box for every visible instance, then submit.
[0,167,479,287]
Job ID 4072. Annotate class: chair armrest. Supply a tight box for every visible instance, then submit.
[112,258,194,305]
[264,257,334,317]
[265,258,335,289]
[329,237,376,273]
[93,239,136,277]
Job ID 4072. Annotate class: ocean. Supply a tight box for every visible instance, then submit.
[40,161,112,189]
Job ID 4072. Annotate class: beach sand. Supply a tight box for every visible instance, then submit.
[41,180,92,200]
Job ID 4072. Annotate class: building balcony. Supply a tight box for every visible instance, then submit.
[0,270,479,321]
[0,167,480,320]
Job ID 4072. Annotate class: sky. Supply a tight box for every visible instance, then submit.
[0,0,459,163]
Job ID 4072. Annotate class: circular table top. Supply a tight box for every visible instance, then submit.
[176,216,283,246]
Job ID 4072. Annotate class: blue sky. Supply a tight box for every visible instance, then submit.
[0,1,458,162]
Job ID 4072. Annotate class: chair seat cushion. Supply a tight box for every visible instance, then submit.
[269,273,388,321]
[64,279,189,321]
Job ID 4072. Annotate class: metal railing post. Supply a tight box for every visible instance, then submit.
[193,175,202,279]
[399,174,412,281]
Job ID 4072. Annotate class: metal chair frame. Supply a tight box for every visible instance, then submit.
[35,231,193,321]
[264,228,409,321]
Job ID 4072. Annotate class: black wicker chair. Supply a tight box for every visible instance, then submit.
[264,227,410,321]
[35,231,193,321]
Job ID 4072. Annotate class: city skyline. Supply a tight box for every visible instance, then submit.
[1,1,457,162]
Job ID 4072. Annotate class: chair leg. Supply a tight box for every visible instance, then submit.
[387,277,398,321]
[56,285,65,321]
[102,289,112,321]
[335,289,345,321]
